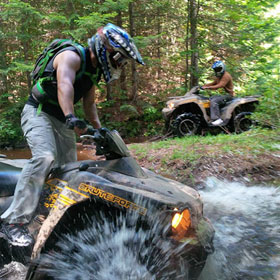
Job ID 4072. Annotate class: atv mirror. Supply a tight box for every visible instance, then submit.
[79,163,89,171]
[101,129,131,159]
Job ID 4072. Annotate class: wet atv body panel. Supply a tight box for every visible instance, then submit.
[30,161,212,280]
[0,162,21,197]
[0,161,22,215]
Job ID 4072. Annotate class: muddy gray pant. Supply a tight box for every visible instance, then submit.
[210,95,233,121]
[1,104,76,224]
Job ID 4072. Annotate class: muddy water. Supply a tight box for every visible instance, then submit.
[0,149,31,159]
[0,135,148,160]
[0,145,98,161]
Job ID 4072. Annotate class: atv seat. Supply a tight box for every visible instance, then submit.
[224,100,233,106]
[0,196,13,215]
[168,96,184,100]
[197,94,210,100]
[0,162,21,197]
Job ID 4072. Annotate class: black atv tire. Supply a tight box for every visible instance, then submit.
[173,113,201,137]
[234,112,254,133]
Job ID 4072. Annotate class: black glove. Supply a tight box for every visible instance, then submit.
[65,114,87,130]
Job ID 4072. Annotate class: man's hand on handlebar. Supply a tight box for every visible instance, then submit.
[65,114,87,136]
[80,127,110,157]
[81,127,109,142]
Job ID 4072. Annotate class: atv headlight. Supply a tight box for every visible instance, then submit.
[168,102,175,109]
[171,208,191,241]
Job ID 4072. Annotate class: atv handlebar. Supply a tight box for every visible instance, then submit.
[80,127,131,160]
[81,127,104,143]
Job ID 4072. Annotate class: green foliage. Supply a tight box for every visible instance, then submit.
[252,86,280,129]
[142,105,161,122]
[72,12,117,40]
[0,102,24,146]
[98,100,116,109]
[99,0,132,13]
[120,104,139,118]
[106,119,141,137]
[0,117,23,146]
[129,128,280,163]
[0,0,279,144]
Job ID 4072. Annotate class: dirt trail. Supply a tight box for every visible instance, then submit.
[130,146,280,188]
[1,142,279,187]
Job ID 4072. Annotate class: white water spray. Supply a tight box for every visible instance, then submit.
[199,177,280,280]
[38,201,188,280]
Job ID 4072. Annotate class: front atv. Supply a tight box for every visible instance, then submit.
[0,129,214,279]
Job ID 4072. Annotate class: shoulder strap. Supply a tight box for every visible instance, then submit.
[31,39,86,85]
[75,44,86,80]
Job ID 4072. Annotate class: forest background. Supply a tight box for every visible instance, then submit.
[0,0,279,146]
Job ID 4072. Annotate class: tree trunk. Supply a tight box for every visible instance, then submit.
[156,5,161,86]
[106,84,112,100]
[0,20,8,105]
[116,11,127,96]
[185,0,190,90]
[22,41,32,91]
[189,0,199,88]
[129,2,138,101]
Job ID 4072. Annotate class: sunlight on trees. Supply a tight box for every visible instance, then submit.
[0,0,279,145]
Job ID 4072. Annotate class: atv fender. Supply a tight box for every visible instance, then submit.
[32,170,148,259]
[163,89,210,119]
[221,97,259,121]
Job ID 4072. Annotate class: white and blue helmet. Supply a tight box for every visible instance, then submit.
[212,61,226,77]
[88,23,144,84]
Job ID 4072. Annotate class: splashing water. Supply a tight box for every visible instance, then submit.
[198,177,280,280]
[40,218,155,280]
[38,201,188,280]
[0,262,27,280]
[3,178,280,279]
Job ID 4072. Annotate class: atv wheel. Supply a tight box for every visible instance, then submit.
[173,113,201,137]
[234,112,254,133]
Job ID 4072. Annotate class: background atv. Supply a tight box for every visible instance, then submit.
[162,86,259,137]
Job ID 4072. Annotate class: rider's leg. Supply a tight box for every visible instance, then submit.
[210,95,225,121]
[1,104,58,225]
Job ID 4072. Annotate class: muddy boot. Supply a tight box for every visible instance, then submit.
[0,223,34,247]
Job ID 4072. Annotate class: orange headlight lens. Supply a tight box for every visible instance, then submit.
[168,102,174,109]
[171,209,191,240]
